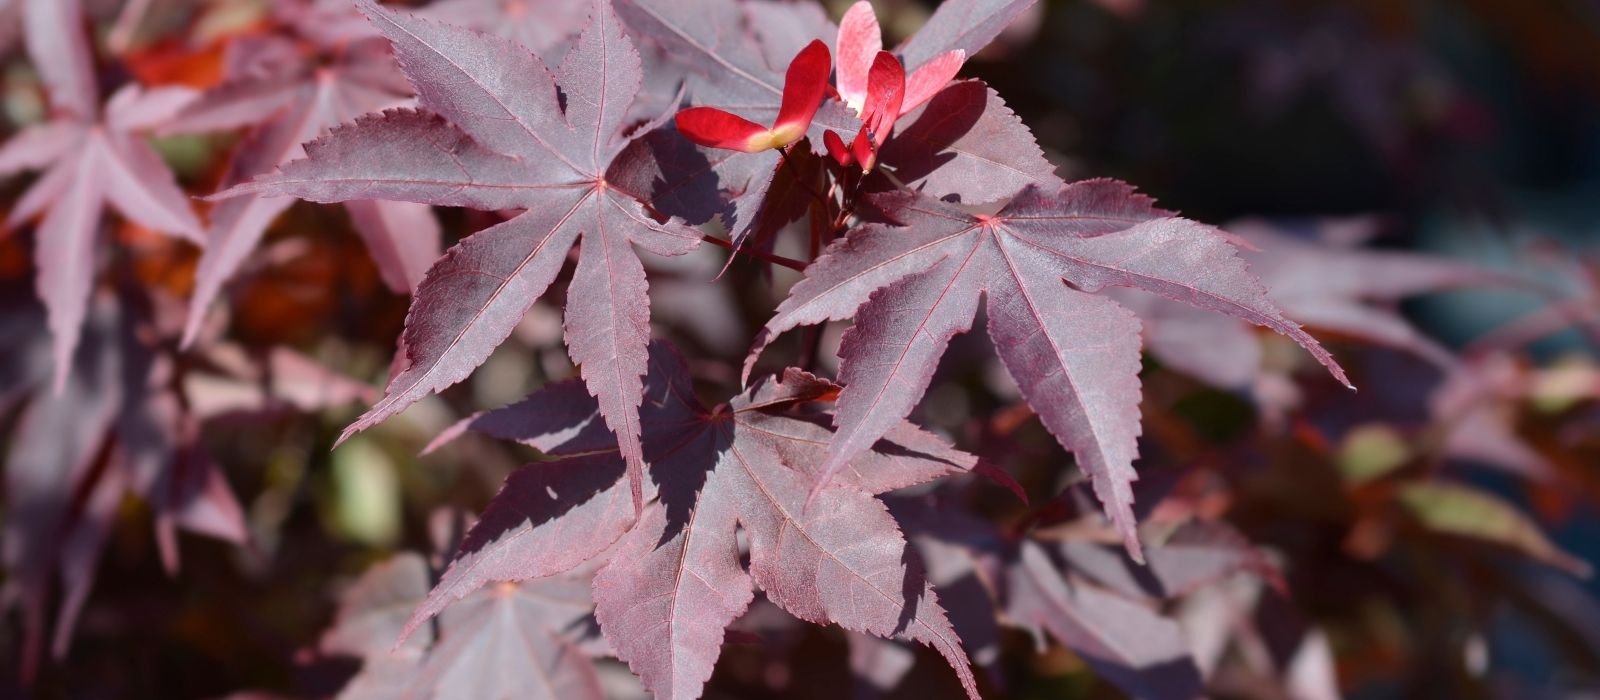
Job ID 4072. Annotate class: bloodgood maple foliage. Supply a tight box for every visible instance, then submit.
[417,0,590,57]
[748,184,1348,556]
[4,0,1591,697]
[220,0,705,514]
[419,342,982,700]
[326,549,610,699]
[1,291,368,679]
[207,0,1347,689]
[0,0,202,389]
[163,0,442,347]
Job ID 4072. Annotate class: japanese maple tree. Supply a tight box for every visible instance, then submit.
[209,0,1349,691]
[215,0,1346,690]
[3,0,1594,698]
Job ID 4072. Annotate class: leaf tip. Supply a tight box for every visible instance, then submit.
[332,425,359,451]
[1126,539,1147,565]
[393,610,430,652]
[177,318,202,352]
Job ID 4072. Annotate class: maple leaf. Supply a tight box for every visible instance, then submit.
[21,0,96,121]
[888,498,1013,682]
[1464,245,1600,356]
[1396,479,1592,578]
[1,301,124,679]
[869,79,1060,203]
[411,342,983,700]
[614,0,850,132]
[215,0,707,513]
[894,501,1270,699]
[0,0,203,390]
[411,578,606,699]
[892,0,1040,71]
[0,291,366,676]
[1110,219,1503,396]
[418,0,591,59]
[1167,562,1343,699]
[1007,541,1206,700]
[322,553,436,690]
[1449,363,1546,475]
[1057,520,1286,600]
[325,552,608,700]
[162,2,441,347]
[1243,223,1502,366]
[749,181,1349,559]
[827,0,1058,201]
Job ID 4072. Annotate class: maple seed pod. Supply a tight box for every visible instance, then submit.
[836,0,967,119]
[674,40,831,153]
[824,129,856,167]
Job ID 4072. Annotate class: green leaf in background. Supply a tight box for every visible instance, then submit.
[329,437,402,548]
[1398,480,1592,578]
[1338,424,1412,485]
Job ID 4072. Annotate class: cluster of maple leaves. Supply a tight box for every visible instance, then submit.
[206,0,1354,691]
[1,0,1596,698]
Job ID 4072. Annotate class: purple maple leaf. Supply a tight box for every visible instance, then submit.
[749,181,1349,559]
[216,0,706,513]
[163,1,443,347]
[1058,520,1285,601]
[0,289,372,675]
[869,79,1060,203]
[0,0,203,390]
[1124,219,1506,389]
[411,342,983,700]
[0,297,364,674]
[894,0,1041,70]
[1008,541,1205,700]
[612,0,856,247]
[325,552,607,700]
[418,0,591,59]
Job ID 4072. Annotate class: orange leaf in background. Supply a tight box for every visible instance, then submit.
[229,217,401,347]
[0,234,27,280]
[117,220,198,297]
[124,39,228,89]
[1530,482,1577,525]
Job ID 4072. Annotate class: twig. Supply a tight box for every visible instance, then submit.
[700,234,807,271]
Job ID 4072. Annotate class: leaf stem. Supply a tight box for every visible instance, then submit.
[700,234,808,271]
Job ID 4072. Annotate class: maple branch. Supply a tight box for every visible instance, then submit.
[830,169,862,234]
[700,234,808,271]
[824,160,872,235]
